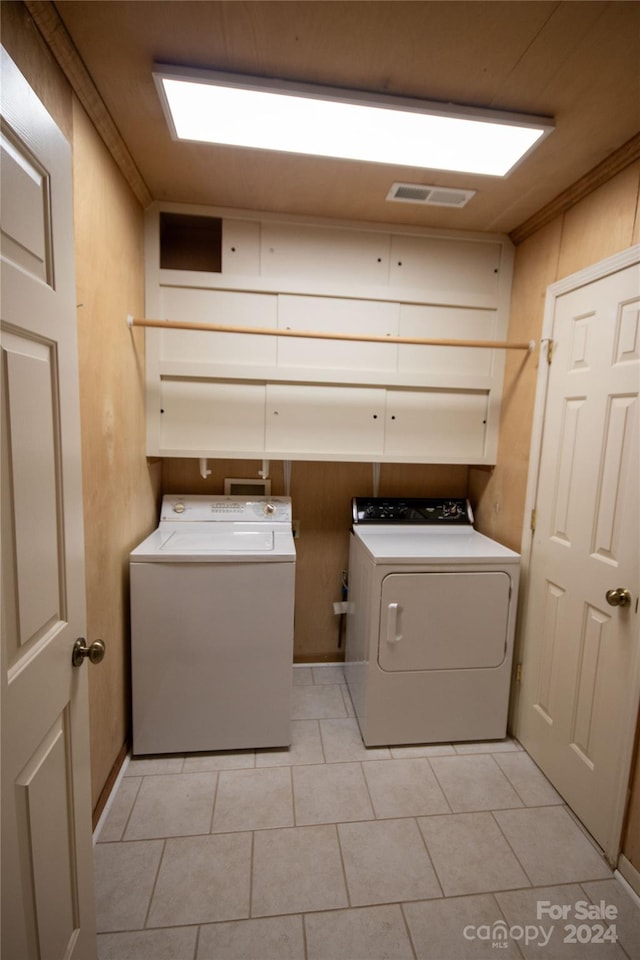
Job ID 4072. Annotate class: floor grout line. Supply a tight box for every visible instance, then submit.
[142,837,166,931]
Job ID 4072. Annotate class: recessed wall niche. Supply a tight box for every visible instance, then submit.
[159,212,222,272]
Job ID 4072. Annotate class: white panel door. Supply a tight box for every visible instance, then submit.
[1,49,97,958]
[517,256,639,860]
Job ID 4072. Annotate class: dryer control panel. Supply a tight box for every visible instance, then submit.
[352,497,473,525]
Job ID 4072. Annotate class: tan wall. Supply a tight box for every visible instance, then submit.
[72,102,161,809]
[470,162,640,549]
[163,458,468,661]
[2,5,160,813]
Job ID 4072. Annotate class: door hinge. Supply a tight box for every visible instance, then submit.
[546,339,555,364]
[530,507,537,532]
[515,663,523,683]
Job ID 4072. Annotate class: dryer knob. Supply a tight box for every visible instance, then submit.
[173,502,185,514]
[264,502,277,517]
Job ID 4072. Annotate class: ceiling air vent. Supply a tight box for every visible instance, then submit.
[386,182,476,208]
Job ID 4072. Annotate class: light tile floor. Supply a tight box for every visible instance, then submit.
[95,665,640,959]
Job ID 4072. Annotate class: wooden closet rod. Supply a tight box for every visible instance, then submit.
[127,316,535,351]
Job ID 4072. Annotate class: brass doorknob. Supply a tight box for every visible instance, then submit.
[605,588,632,608]
[72,637,106,667]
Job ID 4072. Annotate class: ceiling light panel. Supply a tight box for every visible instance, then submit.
[154,65,554,178]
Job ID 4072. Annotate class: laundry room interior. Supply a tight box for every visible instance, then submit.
[2,1,640,955]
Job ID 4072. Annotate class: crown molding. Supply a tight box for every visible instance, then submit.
[510,133,640,245]
[24,0,152,208]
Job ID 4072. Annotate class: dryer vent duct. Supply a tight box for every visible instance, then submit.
[386,182,476,208]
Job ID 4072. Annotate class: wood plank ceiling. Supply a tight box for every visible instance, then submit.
[36,1,640,238]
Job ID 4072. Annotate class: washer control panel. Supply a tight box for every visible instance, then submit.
[161,496,292,523]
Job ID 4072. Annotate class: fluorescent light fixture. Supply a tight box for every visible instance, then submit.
[154,65,553,177]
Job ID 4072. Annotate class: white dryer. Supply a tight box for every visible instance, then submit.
[344,497,520,746]
[130,495,295,755]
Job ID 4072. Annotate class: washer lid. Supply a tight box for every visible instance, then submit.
[161,529,274,553]
[353,525,520,563]
[130,525,296,562]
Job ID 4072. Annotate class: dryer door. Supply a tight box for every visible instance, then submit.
[378,571,511,671]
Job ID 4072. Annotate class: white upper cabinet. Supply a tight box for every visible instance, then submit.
[397,304,497,378]
[260,221,390,286]
[158,287,278,365]
[221,219,261,274]
[144,204,515,463]
[160,380,266,455]
[388,234,502,306]
[265,384,386,458]
[383,389,489,461]
[276,296,399,372]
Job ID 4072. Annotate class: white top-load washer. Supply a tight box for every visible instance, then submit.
[130,495,295,755]
[344,497,520,746]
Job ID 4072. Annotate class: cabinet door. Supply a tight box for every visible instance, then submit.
[222,218,261,274]
[160,379,266,452]
[265,384,385,456]
[261,222,390,284]
[384,389,488,459]
[398,304,497,377]
[277,296,399,371]
[158,287,278,365]
[389,235,501,305]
